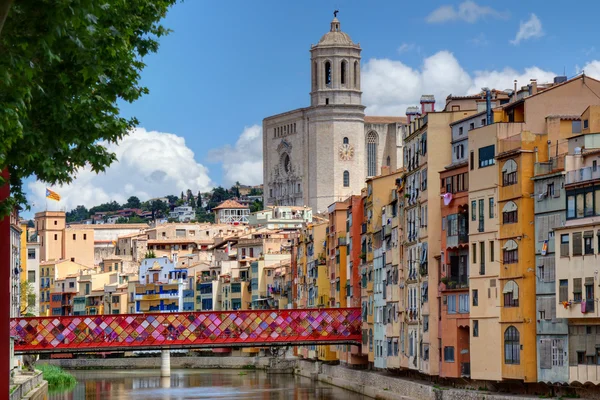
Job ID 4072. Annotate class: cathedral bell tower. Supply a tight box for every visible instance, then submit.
[310,16,362,107]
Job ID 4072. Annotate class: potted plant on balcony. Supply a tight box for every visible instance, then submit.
[359,252,366,261]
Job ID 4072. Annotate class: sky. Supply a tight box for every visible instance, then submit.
[24,0,600,216]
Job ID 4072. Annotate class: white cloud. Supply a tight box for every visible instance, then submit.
[580,60,600,78]
[510,13,544,45]
[468,33,489,47]
[426,1,508,23]
[362,50,558,116]
[207,125,263,187]
[27,127,213,211]
[397,43,416,54]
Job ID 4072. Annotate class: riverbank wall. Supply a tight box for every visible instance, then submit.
[10,371,48,400]
[45,356,590,400]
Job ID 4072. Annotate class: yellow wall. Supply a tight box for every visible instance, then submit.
[498,133,545,382]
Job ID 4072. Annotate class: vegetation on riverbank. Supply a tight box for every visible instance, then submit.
[37,364,76,393]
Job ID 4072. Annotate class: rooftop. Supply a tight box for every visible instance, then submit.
[213,199,249,210]
[364,116,407,124]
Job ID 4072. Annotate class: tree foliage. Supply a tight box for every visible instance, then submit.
[20,280,36,316]
[0,0,177,217]
[66,205,89,222]
[250,199,263,213]
[124,196,141,209]
[144,250,156,259]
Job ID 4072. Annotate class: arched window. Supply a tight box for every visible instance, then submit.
[503,240,518,265]
[367,131,378,177]
[386,156,391,167]
[504,326,520,364]
[325,61,332,86]
[313,61,318,90]
[341,60,347,85]
[343,137,349,145]
[354,61,359,88]
[503,280,519,307]
[502,159,518,186]
[343,171,350,187]
[502,201,518,223]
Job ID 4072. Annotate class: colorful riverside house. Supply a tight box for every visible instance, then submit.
[532,116,570,384]
[439,114,472,379]
[491,75,600,384]
[338,194,368,367]
[402,95,479,376]
[134,257,191,313]
[555,106,600,385]
[497,130,546,383]
[362,167,402,369]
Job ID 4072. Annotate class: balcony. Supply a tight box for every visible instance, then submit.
[585,299,595,313]
[442,275,469,290]
[535,157,565,176]
[134,292,179,301]
[566,166,600,185]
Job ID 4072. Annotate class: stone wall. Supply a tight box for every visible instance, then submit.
[294,360,572,400]
[10,371,47,400]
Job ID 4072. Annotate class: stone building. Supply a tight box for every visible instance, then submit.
[263,15,406,213]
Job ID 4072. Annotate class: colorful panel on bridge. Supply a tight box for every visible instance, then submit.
[10,308,361,354]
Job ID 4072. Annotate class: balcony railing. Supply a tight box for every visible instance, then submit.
[566,167,600,185]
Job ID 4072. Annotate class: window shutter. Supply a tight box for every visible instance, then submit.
[573,232,583,256]
[559,284,568,303]
[540,339,552,369]
[553,178,561,198]
[573,278,582,294]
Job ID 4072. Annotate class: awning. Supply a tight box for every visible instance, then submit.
[502,201,517,213]
[503,239,518,250]
[503,280,519,299]
[502,159,517,173]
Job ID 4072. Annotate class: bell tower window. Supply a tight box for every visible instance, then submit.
[313,61,318,91]
[354,61,359,88]
[325,61,332,87]
[343,171,350,187]
[367,131,378,177]
[341,61,347,85]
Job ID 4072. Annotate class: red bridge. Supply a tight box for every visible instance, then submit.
[10,308,361,354]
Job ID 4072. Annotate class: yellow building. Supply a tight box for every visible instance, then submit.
[38,260,94,315]
[497,130,547,382]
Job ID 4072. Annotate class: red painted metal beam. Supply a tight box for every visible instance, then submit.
[1,168,10,395]
[11,308,362,354]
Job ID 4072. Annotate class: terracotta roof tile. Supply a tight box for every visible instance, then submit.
[364,116,407,124]
[213,199,249,210]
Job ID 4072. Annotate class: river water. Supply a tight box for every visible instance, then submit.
[49,369,369,400]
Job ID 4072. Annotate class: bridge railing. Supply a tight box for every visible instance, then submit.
[10,308,362,354]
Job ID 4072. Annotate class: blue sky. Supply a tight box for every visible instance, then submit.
[26,0,600,215]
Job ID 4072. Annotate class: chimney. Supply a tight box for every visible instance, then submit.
[420,95,435,115]
[405,106,421,123]
[530,79,538,95]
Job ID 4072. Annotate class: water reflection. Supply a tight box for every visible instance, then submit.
[50,369,369,400]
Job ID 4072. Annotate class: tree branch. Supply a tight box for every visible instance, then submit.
[0,0,13,36]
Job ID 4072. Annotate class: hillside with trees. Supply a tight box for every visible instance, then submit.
[65,184,263,224]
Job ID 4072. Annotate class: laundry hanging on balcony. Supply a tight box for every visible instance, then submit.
[442,192,453,206]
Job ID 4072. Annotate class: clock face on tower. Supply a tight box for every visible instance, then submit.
[338,143,355,161]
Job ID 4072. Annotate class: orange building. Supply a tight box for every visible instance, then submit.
[439,159,471,378]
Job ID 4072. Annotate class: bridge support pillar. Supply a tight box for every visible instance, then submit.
[160,350,171,377]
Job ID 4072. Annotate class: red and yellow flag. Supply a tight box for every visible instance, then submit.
[45,188,61,201]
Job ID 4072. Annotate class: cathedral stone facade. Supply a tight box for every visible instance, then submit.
[263,17,405,213]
